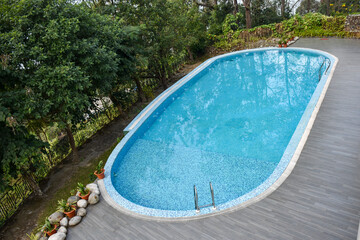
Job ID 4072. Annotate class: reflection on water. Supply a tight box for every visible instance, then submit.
[142,50,323,161]
[113,50,325,211]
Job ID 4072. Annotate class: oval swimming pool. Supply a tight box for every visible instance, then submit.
[102,48,337,219]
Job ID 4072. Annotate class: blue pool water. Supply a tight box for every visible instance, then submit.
[109,49,331,213]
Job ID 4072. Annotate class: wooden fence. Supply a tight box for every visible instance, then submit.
[0,178,33,226]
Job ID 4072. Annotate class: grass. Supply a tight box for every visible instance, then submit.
[35,143,117,229]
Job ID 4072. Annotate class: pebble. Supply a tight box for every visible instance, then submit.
[77,207,87,217]
[77,199,88,208]
[69,216,82,226]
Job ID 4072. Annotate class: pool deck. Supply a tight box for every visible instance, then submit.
[67,38,360,240]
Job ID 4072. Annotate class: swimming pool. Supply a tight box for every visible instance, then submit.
[102,48,338,219]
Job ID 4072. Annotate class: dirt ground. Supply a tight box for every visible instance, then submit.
[0,62,201,240]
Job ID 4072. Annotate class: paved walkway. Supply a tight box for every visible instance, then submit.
[68,38,360,240]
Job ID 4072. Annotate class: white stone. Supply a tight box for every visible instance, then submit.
[48,211,64,225]
[59,217,68,227]
[86,183,100,195]
[77,199,88,208]
[67,196,79,205]
[86,183,97,190]
[92,189,101,195]
[77,207,87,217]
[68,216,82,226]
[88,193,99,205]
[57,226,67,234]
[48,232,66,240]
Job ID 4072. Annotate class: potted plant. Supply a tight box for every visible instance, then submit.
[77,182,90,200]
[57,199,76,218]
[42,219,57,237]
[94,160,105,179]
[278,40,282,48]
[282,40,287,48]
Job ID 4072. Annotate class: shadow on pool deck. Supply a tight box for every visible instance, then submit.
[67,38,360,240]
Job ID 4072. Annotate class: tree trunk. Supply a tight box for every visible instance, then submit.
[158,63,168,90]
[134,76,146,102]
[65,124,79,162]
[186,46,194,62]
[109,94,123,115]
[233,0,238,15]
[281,0,285,17]
[39,128,54,166]
[160,75,168,90]
[326,0,330,15]
[23,172,43,196]
[100,98,112,121]
[307,0,311,12]
[243,0,251,29]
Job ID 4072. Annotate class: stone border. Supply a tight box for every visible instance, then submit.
[101,47,338,221]
[35,182,101,240]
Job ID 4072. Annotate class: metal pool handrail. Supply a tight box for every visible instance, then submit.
[193,182,216,213]
[319,58,331,81]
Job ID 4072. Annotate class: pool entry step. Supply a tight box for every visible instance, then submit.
[193,182,216,213]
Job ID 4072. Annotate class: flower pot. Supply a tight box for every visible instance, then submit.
[64,207,76,218]
[44,225,57,237]
[78,191,90,200]
[278,44,282,48]
[94,168,105,179]
[282,44,287,48]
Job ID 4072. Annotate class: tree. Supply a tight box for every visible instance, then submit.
[296,0,320,14]
[251,0,283,27]
[234,0,239,14]
[242,0,252,28]
[0,115,46,195]
[1,0,139,161]
[117,0,197,90]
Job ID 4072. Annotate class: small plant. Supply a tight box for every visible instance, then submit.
[26,233,39,240]
[57,199,74,213]
[57,199,76,218]
[278,40,282,45]
[70,188,77,196]
[95,161,104,174]
[77,182,89,196]
[94,160,105,179]
[43,219,54,232]
[41,218,57,236]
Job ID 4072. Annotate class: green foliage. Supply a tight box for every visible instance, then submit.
[212,13,350,51]
[76,182,89,196]
[26,232,39,240]
[251,0,284,27]
[42,219,54,232]
[223,13,244,34]
[208,1,234,35]
[0,121,46,191]
[296,0,320,15]
[95,161,104,173]
[57,199,74,212]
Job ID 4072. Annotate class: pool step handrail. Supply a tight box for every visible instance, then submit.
[193,182,216,213]
[319,58,331,81]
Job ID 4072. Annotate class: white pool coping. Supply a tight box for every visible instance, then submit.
[100,47,338,221]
